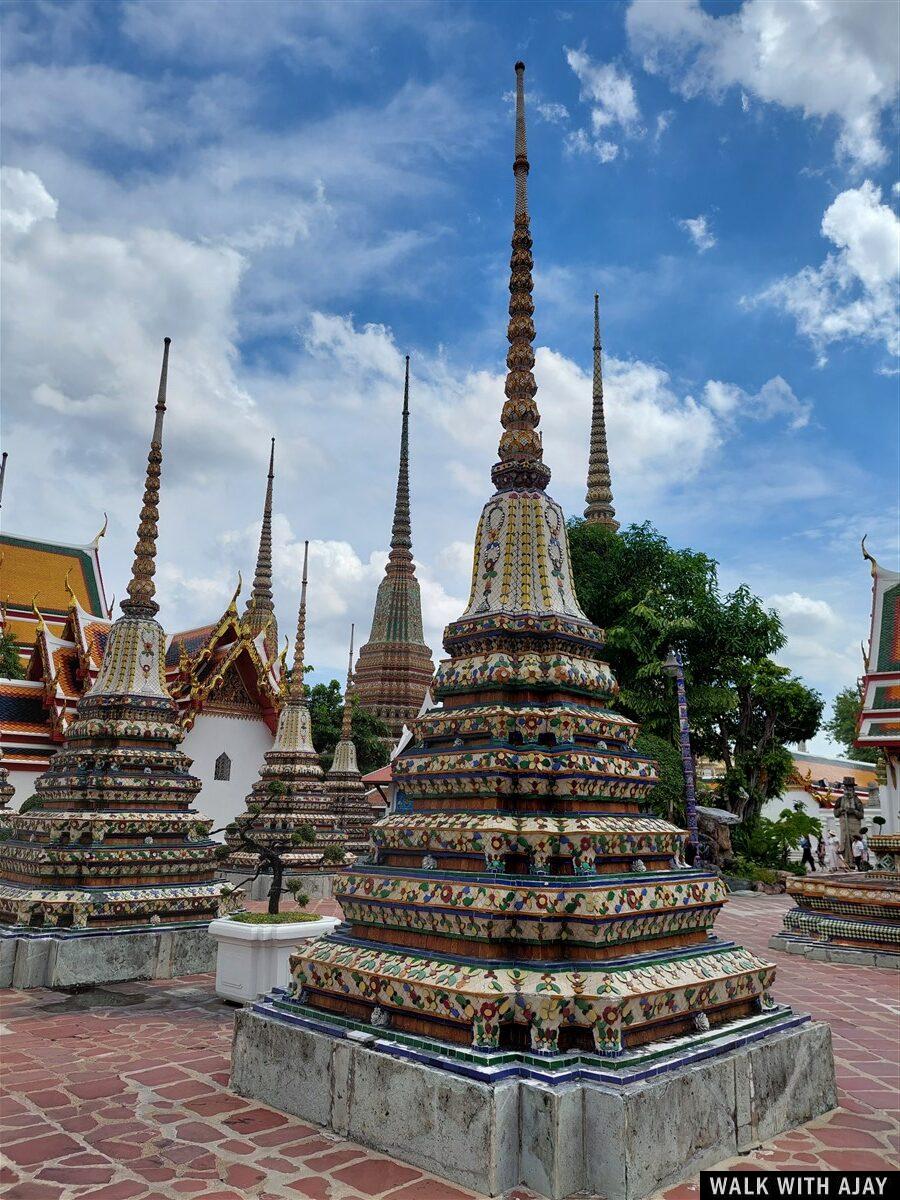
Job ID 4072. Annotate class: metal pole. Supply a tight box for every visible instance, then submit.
[672,650,700,850]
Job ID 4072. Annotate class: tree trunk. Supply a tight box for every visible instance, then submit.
[267,859,284,915]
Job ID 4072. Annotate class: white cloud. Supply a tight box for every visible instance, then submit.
[627,0,900,168]
[0,166,57,232]
[536,100,569,124]
[564,45,642,163]
[767,590,861,704]
[756,181,900,362]
[703,376,812,430]
[678,214,716,253]
[0,167,839,693]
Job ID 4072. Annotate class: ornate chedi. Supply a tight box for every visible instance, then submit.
[772,541,900,965]
[584,292,618,530]
[353,357,434,741]
[226,543,352,873]
[325,625,379,855]
[0,340,230,933]
[284,64,781,1062]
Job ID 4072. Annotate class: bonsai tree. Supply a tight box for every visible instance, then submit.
[215,780,338,915]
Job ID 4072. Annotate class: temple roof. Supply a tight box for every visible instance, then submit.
[788,750,877,806]
[1,530,109,657]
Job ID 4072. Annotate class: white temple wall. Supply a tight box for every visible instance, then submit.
[3,766,43,810]
[762,784,892,848]
[182,713,274,839]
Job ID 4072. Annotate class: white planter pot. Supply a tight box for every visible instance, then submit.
[208,915,339,1004]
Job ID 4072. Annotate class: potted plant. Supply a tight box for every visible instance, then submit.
[209,885,338,1004]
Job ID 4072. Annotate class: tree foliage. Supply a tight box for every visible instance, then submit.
[0,630,25,680]
[568,520,823,824]
[635,732,684,824]
[733,806,822,870]
[823,685,876,762]
[306,680,391,775]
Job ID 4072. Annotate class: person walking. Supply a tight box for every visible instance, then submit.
[851,833,865,871]
[816,835,826,869]
[824,830,843,872]
[799,833,816,872]
[860,828,872,872]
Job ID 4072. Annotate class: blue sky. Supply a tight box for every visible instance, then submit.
[1,0,898,754]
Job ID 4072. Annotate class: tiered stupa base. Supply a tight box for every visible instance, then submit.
[232,997,835,1200]
[769,869,900,969]
[0,919,220,990]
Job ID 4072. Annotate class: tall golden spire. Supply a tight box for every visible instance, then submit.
[244,438,277,638]
[121,337,170,618]
[584,293,619,530]
[492,61,550,493]
[289,541,309,699]
[340,623,355,741]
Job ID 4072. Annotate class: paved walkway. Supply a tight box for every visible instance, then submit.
[1,894,897,1200]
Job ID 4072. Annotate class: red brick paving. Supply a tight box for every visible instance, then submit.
[0,894,896,1199]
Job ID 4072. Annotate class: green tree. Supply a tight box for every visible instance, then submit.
[567,519,822,824]
[712,659,823,822]
[635,732,684,823]
[306,679,390,775]
[0,630,24,679]
[823,685,876,762]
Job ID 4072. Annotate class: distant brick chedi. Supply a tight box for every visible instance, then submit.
[0,341,231,932]
[353,356,434,741]
[284,65,778,1060]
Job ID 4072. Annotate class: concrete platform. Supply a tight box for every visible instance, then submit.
[231,1005,837,1200]
[0,923,217,989]
[769,931,900,969]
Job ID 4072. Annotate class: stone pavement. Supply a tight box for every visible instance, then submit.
[0,894,897,1200]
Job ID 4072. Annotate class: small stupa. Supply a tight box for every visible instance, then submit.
[225,542,352,874]
[325,624,379,855]
[354,356,435,740]
[0,340,230,944]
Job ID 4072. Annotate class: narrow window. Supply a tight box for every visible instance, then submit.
[214,752,231,782]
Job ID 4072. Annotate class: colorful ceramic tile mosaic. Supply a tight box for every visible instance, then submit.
[0,342,232,931]
[775,870,900,953]
[286,64,778,1063]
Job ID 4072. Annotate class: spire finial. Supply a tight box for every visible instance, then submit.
[584,293,619,530]
[492,61,550,493]
[244,438,276,636]
[388,355,413,566]
[340,623,355,741]
[289,541,310,698]
[121,337,170,618]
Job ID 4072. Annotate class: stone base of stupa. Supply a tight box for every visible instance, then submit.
[769,872,900,969]
[769,930,900,969]
[231,997,836,1200]
[218,869,340,904]
[0,922,217,990]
